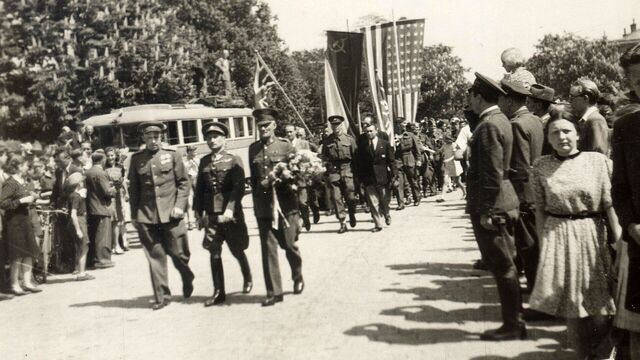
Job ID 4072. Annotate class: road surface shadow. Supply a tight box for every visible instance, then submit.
[185,294,265,305]
[70,296,156,309]
[344,323,476,345]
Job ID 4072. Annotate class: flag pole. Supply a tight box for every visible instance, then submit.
[391,10,404,120]
[254,50,312,135]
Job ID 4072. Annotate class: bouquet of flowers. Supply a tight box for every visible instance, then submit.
[268,150,326,191]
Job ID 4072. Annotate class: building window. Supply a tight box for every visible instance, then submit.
[182,120,198,143]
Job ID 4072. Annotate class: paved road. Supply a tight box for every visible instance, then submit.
[0,190,573,359]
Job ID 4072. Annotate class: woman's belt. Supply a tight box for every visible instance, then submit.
[546,211,604,220]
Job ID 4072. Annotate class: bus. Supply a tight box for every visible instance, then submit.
[83,104,256,169]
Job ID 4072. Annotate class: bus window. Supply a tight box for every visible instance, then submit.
[247,116,254,136]
[217,118,230,137]
[233,117,245,138]
[182,120,198,143]
[122,124,141,149]
[166,122,180,145]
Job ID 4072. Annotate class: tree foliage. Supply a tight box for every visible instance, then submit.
[0,0,312,142]
[527,33,623,99]
[415,44,470,120]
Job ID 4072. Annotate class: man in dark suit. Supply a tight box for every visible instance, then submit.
[85,150,115,269]
[357,122,397,232]
[249,108,304,306]
[50,149,83,273]
[498,79,544,301]
[467,72,523,341]
[570,78,609,154]
[611,43,640,354]
[128,121,194,310]
[193,122,252,307]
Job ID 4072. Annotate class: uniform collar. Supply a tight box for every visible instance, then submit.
[479,105,499,118]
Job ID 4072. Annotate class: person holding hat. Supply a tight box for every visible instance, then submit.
[612,42,640,359]
[249,108,304,306]
[498,79,544,308]
[193,122,252,307]
[467,72,523,340]
[321,115,358,234]
[128,121,194,310]
[394,118,422,207]
[569,78,609,155]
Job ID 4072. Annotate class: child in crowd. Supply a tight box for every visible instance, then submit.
[66,173,94,281]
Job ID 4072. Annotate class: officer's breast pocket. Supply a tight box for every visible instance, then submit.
[326,144,338,158]
[160,162,172,173]
[338,144,351,158]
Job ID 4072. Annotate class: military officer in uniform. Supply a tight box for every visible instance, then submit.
[467,73,523,340]
[249,108,304,307]
[128,122,194,310]
[395,118,422,206]
[193,122,252,307]
[321,115,358,234]
[498,79,544,297]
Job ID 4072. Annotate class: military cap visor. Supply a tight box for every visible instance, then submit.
[500,79,531,97]
[202,122,229,137]
[328,115,345,125]
[471,72,507,96]
[253,108,280,126]
[138,121,167,134]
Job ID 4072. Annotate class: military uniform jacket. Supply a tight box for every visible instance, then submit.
[193,151,245,216]
[466,108,519,216]
[611,101,640,313]
[249,138,298,219]
[321,133,357,181]
[509,107,544,204]
[395,131,420,167]
[128,148,189,224]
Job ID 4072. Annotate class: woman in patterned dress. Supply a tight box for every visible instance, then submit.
[530,108,620,359]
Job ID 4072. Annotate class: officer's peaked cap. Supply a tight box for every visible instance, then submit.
[328,115,345,125]
[202,122,229,137]
[138,121,167,134]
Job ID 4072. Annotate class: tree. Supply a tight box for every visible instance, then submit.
[415,44,470,120]
[527,33,623,99]
[291,49,325,132]
[0,0,312,142]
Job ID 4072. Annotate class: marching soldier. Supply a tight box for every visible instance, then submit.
[128,122,194,310]
[249,108,304,307]
[395,118,422,206]
[193,122,252,307]
[321,115,358,234]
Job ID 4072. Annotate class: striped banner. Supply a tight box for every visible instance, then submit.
[362,19,425,125]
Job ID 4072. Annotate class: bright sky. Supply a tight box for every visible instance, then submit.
[265,0,638,80]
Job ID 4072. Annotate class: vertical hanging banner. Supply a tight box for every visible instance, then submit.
[362,18,425,124]
[325,31,363,134]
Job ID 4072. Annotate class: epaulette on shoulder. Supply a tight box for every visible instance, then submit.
[278,137,291,143]
[132,148,145,156]
[161,146,176,152]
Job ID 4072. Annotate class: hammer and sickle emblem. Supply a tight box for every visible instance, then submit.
[331,37,347,54]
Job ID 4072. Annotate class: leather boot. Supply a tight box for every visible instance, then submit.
[237,253,253,294]
[205,256,225,306]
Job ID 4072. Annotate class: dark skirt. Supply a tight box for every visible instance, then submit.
[3,207,39,261]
